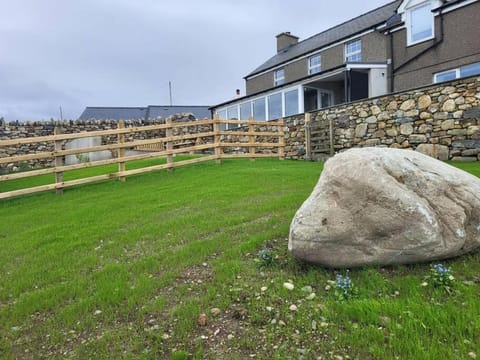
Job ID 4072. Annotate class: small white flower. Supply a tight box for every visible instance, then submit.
[421,282,428,287]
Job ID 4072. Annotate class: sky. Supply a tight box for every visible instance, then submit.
[0,0,392,121]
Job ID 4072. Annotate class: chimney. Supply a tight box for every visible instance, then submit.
[276,32,299,53]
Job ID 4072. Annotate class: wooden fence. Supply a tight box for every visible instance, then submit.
[304,112,334,160]
[0,117,284,199]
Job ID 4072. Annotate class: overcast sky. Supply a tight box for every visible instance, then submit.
[0,0,391,121]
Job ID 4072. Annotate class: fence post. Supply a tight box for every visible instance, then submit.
[304,113,312,161]
[118,120,126,182]
[278,118,285,160]
[329,116,334,156]
[213,114,222,164]
[166,117,174,170]
[248,116,255,161]
[54,126,64,194]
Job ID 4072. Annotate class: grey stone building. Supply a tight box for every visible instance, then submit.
[212,0,480,124]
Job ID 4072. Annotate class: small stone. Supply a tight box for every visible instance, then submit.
[312,320,317,330]
[400,99,415,111]
[400,123,413,135]
[421,282,428,287]
[271,319,277,324]
[202,262,208,267]
[198,313,207,326]
[266,306,273,312]
[297,348,306,355]
[301,285,313,293]
[162,333,170,340]
[283,282,294,290]
[94,310,102,315]
[442,99,456,112]
[320,322,329,327]
[278,320,286,326]
[289,304,298,311]
[468,352,476,359]
[325,285,331,291]
[260,286,268,292]
[306,293,316,300]
[418,95,432,109]
[386,101,398,110]
[151,324,160,330]
[210,308,221,317]
[227,334,234,340]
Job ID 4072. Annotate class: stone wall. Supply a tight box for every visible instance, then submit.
[0,114,205,172]
[283,76,480,161]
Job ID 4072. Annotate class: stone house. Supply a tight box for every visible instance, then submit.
[211,0,480,126]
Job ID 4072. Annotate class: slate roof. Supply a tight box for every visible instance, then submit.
[246,0,402,78]
[147,106,211,119]
[78,107,147,120]
[78,106,211,120]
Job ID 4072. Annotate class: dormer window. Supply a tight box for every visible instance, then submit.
[407,1,434,45]
[274,68,285,86]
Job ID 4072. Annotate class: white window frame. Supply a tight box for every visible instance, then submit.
[214,85,303,123]
[433,62,480,83]
[345,39,361,62]
[308,54,322,75]
[274,68,285,86]
[406,1,434,46]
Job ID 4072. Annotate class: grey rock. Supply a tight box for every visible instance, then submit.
[289,148,480,268]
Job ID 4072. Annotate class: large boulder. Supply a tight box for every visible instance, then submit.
[289,147,480,268]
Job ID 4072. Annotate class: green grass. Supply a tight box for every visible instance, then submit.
[0,158,479,359]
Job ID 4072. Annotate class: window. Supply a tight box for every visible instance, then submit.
[434,62,480,83]
[309,55,321,74]
[268,93,282,120]
[227,105,239,129]
[461,63,480,77]
[253,97,266,121]
[434,70,457,83]
[407,2,434,45]
[216,109,227,130]
[274,68,285,86]
[239,102,252,120]
[284,89,299,116]
[345,39,361,62]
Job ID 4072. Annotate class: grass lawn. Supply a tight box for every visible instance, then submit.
[0,158,479,359]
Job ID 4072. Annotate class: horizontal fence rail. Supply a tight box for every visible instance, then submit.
[0,117,285,199]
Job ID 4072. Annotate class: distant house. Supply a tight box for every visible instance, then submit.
[212,0,480,126]
[78,105,211,121]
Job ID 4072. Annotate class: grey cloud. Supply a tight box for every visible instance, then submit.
[0,0,389,121]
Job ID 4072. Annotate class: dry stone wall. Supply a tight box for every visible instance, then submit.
[283,76,480,161]
[0,114,204,172]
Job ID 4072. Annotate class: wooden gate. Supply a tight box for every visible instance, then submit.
[304,113,334,160]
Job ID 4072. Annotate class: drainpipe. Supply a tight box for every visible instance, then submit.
[389,32,395,93]
[344,69,351,103]
[394,6,445,73]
